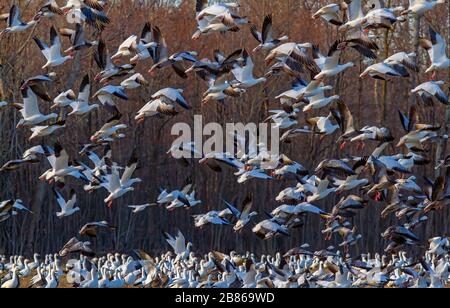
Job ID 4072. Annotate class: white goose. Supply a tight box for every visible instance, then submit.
[420,26,450,78]
[33,26,74,69]
[402,0,445,17]
[101,154,141,208]
[0,267,19,288]
[313,3,346,26]
[69,75,99,116]
[314,41,355,80]
[224,197,258,232]
[412,81,448,105]
[52,90,76,109]
[250,14,289,52]
[40,142,85,183]
[0,5,40,35]
[53,188,79,218]
[232,50,267,88]
[29,120,66,141]
[17,84,58,128]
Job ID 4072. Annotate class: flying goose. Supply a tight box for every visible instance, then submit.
[306,113,340,136]
[223,196,258,232]
[101,151,141,208]
[384,52,419,72]
[250,14,288,52]
[33,27,75,69]
[128,204,156,214]
[412,81,448,105]
[52,90,77,109]
[53,188,79,218]
[93,85,128,107]
[40,143,85,184]
[402,0,445,17]
[360,62,409,80]
[120,73,148,89]
[265,43,319,74]
[163,230,193,259]
[313,3,346,26]
[79,221,116,238]
[69,75,100,115]
[61,0,109,30]
[35,1,64,19]
[135,88,190,123]
[63,23,99,53]
[314,41,355,80]
[193,211,233,228]
[339,0,366,32]
[90,111,127,143]
[420,26,450,78]
[0,5,40,35]
[0,200,32,223]
[149,51,198,79]
[59,237,95,257]
[17,84,58,128]
[94,40,136,83]
[252,219,289,240]
[128,22,160,63]
[231,50,267,88]
[29,120,66,141]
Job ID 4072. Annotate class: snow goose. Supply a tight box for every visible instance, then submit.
[0,200,32,223]
[412,81,448,105]
[35,1,64,19]
[334,176,369,194]
[303,91,340,112]
[93,85,128,107]
[231,50,267,88]
[39,142,85,184]
[306,113,340,136]
[313,3,346,26]
[420,26,450,78]
[223,196,258,232]
[63,23,98,53]
[402,0,445,17]
[265,43,319,74]
[94,40,135,82]
[193,211,233,228]
[79,221,116,238]
[250,14,288,53]
[128,204,155,214]
[360,62,409,80]
[52,90,76,109]
[1,267,19,288]
[163,230,192,259]
[91,111,127,143]
[29,119,66,140]
[62,0,109,30]
[129,22,159,63]
[17,84,58,128]
[307,179,336,202]
[339,0,366,32]
[0,5,40,35]
[59,238,95,257]
[69,75,100,115]
[314,41,355,80]
[252,219,289,240]
[53,188,79,218]
[149,51,198,79]
[384,52,418,72]
[193,9,248,39]
[120,73,148,89]
[33,27,74,69]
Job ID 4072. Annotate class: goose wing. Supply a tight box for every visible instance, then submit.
[49,27,63,60]
[21,87,41,119]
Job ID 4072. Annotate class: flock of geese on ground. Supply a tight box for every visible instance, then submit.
[0,0,450,288]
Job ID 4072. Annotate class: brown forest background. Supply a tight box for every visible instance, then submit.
[0,0,449,256]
